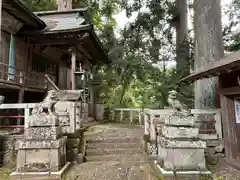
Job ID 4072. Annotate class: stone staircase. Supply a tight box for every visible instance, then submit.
[65,124,158,180]
[85,136,144,162]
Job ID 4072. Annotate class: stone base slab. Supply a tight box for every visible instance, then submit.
[158,148,207,170]
[162,126,198,139]
[16,136,67,149]
[10,162,70,180]
[158,137,206,148]
[155,161,211,179]
[28,114,59,127]
[25,126,61,140]
[16,144,66,172]
[165,115,195,127]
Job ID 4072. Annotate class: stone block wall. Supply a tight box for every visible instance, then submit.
[0,134,23,166]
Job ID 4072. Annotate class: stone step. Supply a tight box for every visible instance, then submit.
[87,142,141,149]
[86,148,142,156]
[86,137,140,144]
[66,161,152,180]
[86,153,145,162]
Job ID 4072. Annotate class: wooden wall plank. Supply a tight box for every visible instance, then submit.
[220,94,238,160]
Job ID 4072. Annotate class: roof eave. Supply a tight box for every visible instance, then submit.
[8,0,46,29]
[91,30,111,64]
[34,7,88,16]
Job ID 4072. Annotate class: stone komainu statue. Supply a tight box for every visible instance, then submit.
[167,90,182,110]
[167,90,190,115]
[32,90,58,115]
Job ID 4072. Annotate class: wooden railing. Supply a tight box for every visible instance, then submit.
[191,109,222,140]
[0,62,56,90]
[0,103,37,130]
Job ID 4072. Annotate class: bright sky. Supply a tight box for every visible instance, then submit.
[113,0,234,68]
[114,0,231,31]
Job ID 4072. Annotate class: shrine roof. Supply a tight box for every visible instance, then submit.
[33,8,92,34]
[2,0,45,29]
[181,50,240,83]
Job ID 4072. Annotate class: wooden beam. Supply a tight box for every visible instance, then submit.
[30,38,81,46]
[45,74,60,91]
[1,10,23,35]
[77,44,92,60]
[219,86,240,95]
[29,33,90,45]
[0,103,37,109]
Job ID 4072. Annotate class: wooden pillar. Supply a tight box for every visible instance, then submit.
[88,85,93,117]
[220,94,235,161]
[89,84,96,120]
[71,51,76,90]
[8,34,15,80]
[17,88,24,130]
[58,63,67,89]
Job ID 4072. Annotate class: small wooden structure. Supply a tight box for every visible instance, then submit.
[182,50,240,169]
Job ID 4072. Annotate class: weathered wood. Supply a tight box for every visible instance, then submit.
[17,88,24,127]
[182,51,240,83]
[220,94,236,160]
[1,10,23,34]
[29,35,89,46]
[45,74,60,91]
[0,103,37,109]
[220,87,240,95]
[71,51,76,90]
[77,44,92,60]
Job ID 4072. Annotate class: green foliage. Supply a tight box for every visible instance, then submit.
[22,0,238,109]
[21,0,57,11]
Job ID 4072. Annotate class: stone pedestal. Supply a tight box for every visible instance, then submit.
[156,112,211,178]
[10,91,70,180]
[54,90,85,163]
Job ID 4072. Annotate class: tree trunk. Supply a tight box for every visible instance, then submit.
[0,0,2,43]
[176,0,189,77]
[175,0,192,106]
[194,0,224,109]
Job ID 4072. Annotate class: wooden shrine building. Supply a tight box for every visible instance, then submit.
[1,0,109,102]
[1,0,110,125]
[181,50,240,169]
